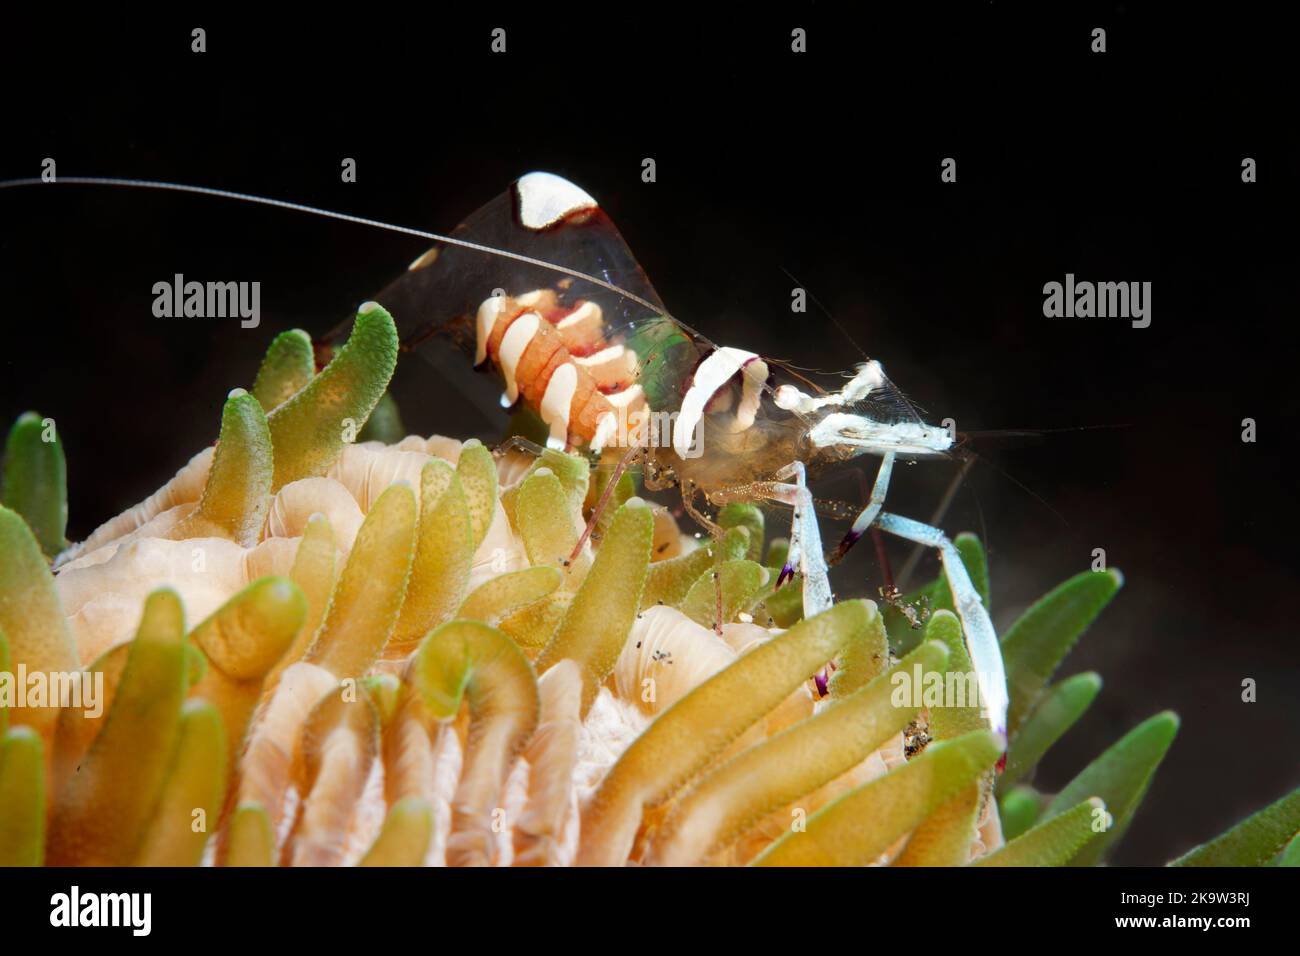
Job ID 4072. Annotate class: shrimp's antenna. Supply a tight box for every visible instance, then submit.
[897,444,1069,591]
[0,176,668,318]
[765,358,832,396]
[959,423,1133,441]
[779,266,869,362]
[893,420,1122,586]
[970,448,1070,529]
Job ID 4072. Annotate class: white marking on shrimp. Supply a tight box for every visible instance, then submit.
[605,383,644,409]
[517,172,598,230]
[674,347,762,458]
[407,245,440,271]
[574,344,638,387]
[540,362,578,449]
[591,412,618,453]
[731,357,769,433]
[572,343,625,367]
[475,295,506,365]
[557,300,601,330]
[498,311,541,403]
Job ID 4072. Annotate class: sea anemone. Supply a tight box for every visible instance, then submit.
[0,304,1295,867]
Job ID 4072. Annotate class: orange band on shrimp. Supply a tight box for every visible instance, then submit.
[475,292,645,449]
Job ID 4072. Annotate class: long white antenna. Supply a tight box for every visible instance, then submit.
[0,176,669,317]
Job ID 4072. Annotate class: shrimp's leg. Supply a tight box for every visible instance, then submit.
[679,480,724,537]
[828,451,896,565]
[570,445,642,562]
[873,511,1008,742]
[762,462,833,620]
[686,463,832,621]
[676,480,732,635]
[493,435,547,462]
[701,462,832,620]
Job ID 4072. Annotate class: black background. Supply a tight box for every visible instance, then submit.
[1,6,1296,865]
